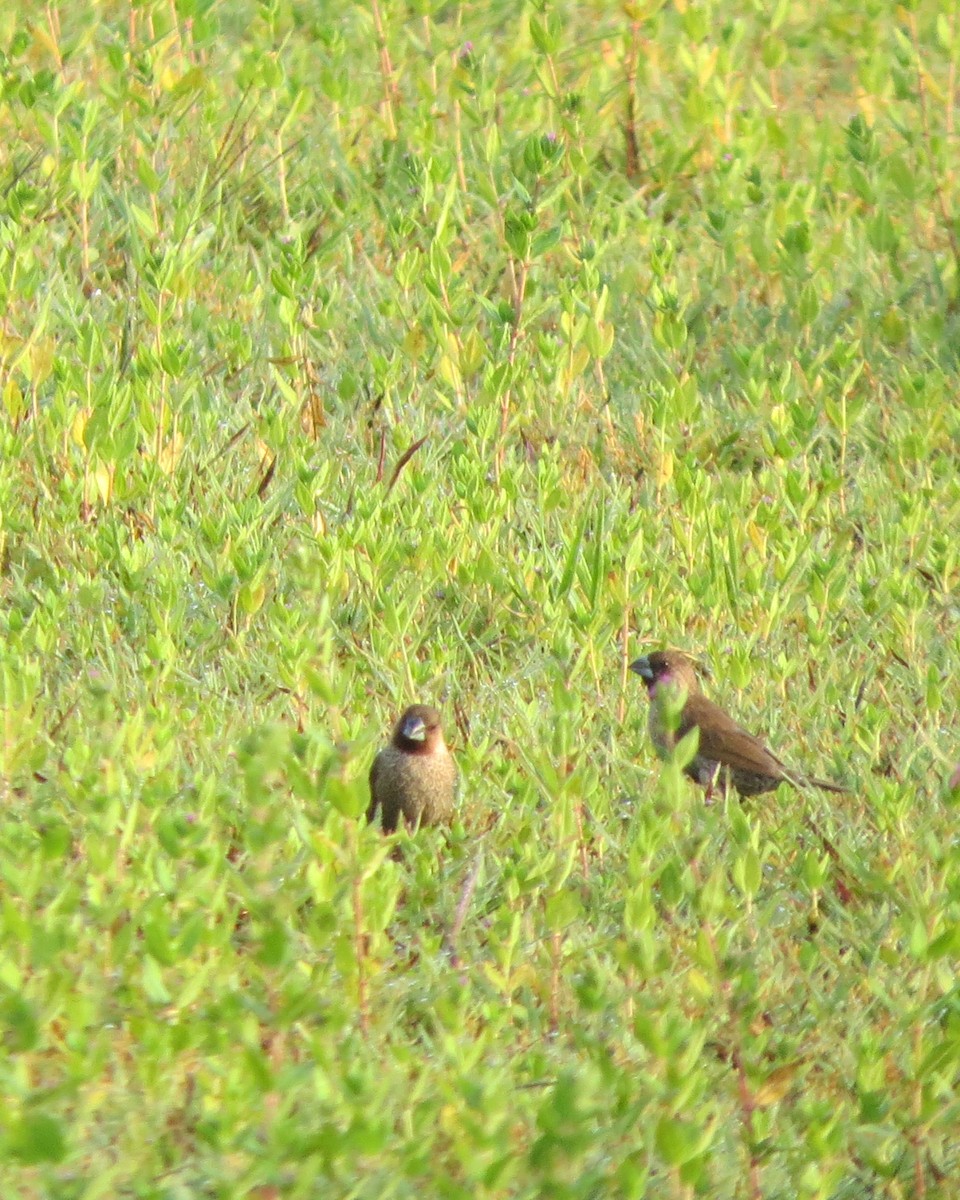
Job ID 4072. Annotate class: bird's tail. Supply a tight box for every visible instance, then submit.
[807,776,850,794]
[782,767,850,794]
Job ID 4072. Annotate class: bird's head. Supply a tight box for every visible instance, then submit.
[393,704,445,754]
[629,649,702,699]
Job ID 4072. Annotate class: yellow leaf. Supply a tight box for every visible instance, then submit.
[699,46,719,87]
[567,344,590,381]
[439,1104,460,1137]
[402,326,428,359]
[3,379,25,423]
[747,520,767,557]
[157,433,184,475]
[437,353,462,389]
[460,329,487,375]
[239,582,266,616]
[482,963,508,991]
[28,337,56,386]
[31,24,61,61]
[754,1063,799,1107]
[72,408,91,447]
[855,87,876,126]
[655,448,674,488]
[512,962,539,989]
[92,462,113,504]
[686,968,714,1000]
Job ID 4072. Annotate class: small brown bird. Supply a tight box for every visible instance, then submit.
[629,649,848,801]
[367,704,458,833]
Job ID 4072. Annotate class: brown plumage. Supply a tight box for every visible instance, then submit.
[367,704,458,833]
[629,649,848,800]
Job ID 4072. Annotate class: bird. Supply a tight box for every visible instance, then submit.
[366,704,458,832]
[629,649,848,801]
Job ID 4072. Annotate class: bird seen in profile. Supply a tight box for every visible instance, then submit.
[629,649,848,801]
[367,704,458,833]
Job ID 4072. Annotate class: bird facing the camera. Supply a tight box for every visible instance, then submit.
[367,704,458,832]
[629,649,848,801]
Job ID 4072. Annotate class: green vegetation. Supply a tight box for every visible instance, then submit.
[1,0,959,1195]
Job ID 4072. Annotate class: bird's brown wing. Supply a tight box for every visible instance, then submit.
[679,694,790,779]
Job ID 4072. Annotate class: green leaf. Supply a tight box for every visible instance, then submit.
[656,1117,700,1166]
[733,847,762,899]
[545,888,582,931]
[142,956,172,1004]
[7,1113,67,1164]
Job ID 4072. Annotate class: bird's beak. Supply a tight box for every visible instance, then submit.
[401,715,427,742]
[629,656,654,683]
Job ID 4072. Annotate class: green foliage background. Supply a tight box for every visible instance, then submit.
[1,0,959,1195]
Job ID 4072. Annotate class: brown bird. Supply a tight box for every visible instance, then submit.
[629,649,848,801]
[367,704,458,833]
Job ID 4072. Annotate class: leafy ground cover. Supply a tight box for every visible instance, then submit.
[1,0,959,1196]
